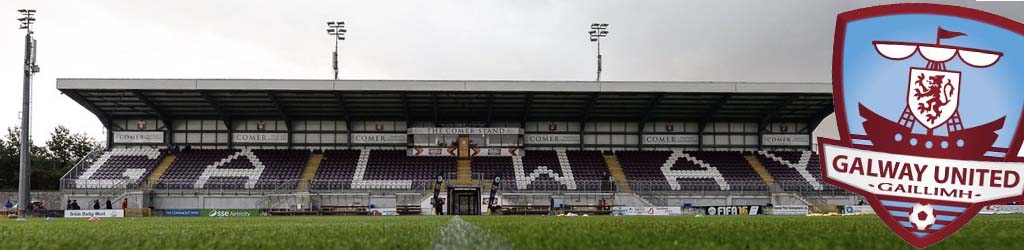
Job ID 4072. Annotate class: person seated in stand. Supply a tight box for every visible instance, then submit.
[105,199,113,209]
[71,200,80,210]
[3,200,12,211]
[66,200,73,210]
[92,200,100,210]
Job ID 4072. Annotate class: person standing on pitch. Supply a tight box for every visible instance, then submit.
[432,197,444,215]
[122,198,128,210]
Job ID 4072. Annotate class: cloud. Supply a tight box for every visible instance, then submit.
[2,0,1022,142]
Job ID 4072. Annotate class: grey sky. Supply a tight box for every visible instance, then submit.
[2,0,1023,143]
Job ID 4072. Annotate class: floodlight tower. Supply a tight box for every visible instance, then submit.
[589,23,609,82]
[326,21,347,80]
[17,9,40,218]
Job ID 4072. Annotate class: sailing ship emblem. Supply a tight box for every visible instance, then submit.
[821,4,1024,249]
[866,28,1003,157]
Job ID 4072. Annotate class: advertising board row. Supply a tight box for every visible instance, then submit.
[407,147,521,156]
[611,207,683,216]
[761,134,810,146]
[114,131,811,146]
[114,132,412,144]
[771,205,810,215]
[64,209,125,218]
[980,205,1024,215]
[702,205,810,216]
[843,205,876,215]
[369,208,399,216]
[112,131,164,143]
[704,206,762,216]
[161,209,260,217]
[408,127,523,135]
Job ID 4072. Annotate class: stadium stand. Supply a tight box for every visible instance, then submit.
[68,148,818,194]
[156,149,308,190]
[472,156,515,182]
[687,151,767,191]
[57,79,843,214]
[310,149,362,190]
[664,151,730,191]
[565,151,611,190]
[156,149,236,189]
[251,149,310,189]
[475,150,610,191]
[515,150,572,190]
[320,149,457,190]
[616,151,767,191]
[755,150,839,191]
[71,148,165,189]
[363,150,455,181]
[616,151,673,190]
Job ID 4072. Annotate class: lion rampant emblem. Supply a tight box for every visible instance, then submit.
[913,73,956,124]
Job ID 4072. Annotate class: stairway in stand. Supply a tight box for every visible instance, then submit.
[744,155,781,192]
[145,155,177,189]
[603,155,631,192]
[455,159,474,185]
[296,154,324,192]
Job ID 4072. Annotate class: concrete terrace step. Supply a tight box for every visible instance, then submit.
[603,155,631,192]
[145,155,177,189]
[455,159,473,185]
[296,154,324,192]
[744,155,781,191]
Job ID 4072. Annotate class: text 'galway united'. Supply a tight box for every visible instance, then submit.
[822,144,1024,203]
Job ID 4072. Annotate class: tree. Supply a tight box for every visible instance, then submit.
[0,126,98,190]
[44,126,98,172]
[0,128,17,189]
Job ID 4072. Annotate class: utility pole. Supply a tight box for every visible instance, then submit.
[17,9,40,219]
[589,23,609,82]
[327,21,347,80]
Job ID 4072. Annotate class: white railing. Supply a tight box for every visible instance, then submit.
[627,180,771,196]
[59,145,107,191]
[496,180,616,193]
[307,179,435,193]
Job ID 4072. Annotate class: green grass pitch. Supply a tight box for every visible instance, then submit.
[2,215,1022,249]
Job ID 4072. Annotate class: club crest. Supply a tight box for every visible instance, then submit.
[822,4,1024,248]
